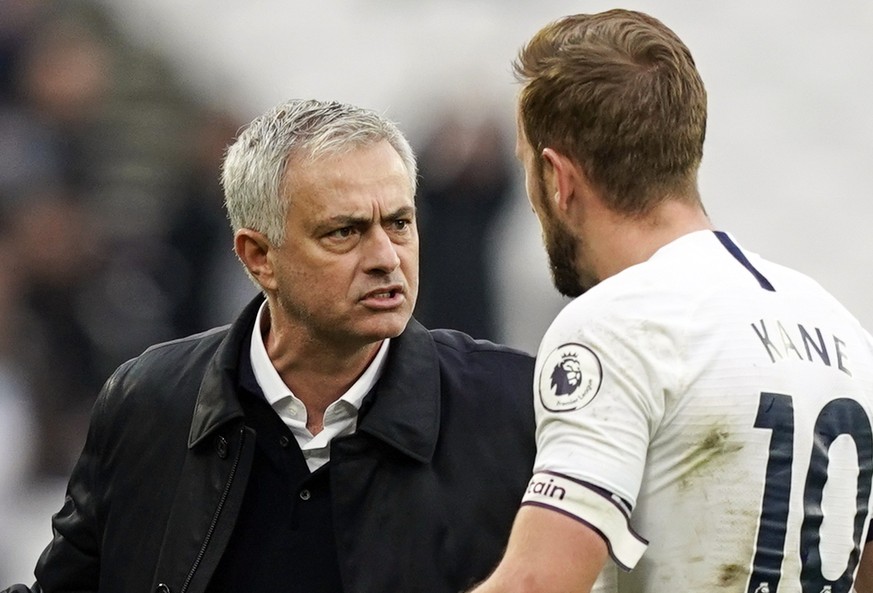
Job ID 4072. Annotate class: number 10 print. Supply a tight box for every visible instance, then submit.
[748,393,873,593]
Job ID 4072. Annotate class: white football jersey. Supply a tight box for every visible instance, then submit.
[524,230,873,592]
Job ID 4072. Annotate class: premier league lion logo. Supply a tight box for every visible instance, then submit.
[551,355,582,396]
[538,343,603,412]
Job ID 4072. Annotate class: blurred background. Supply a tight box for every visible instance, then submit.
[1,0,872,583]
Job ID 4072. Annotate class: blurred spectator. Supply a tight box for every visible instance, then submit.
[7,189,104,477]
[166,109,247,337]
[0,0,249,482]
[10,0,117,192]
[414,112,514,341]
[0,0,44,102]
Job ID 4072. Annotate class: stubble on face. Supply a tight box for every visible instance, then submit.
[517,107,589,298]
[534,168,586,298]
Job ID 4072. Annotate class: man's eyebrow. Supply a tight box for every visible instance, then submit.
[315,206,416,231]
[310,214,369,235]
[324,214,368,226]
[385,205,416,219]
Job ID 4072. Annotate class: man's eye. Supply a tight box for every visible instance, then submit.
[332,227,354,238]
[392,219,410,231]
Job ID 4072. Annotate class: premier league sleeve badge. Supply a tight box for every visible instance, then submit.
[538,343,603,412]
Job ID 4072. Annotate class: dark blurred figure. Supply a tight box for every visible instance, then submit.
[0,0,117,478]
[415,113,514,341]
[6,189,104,477]
[167,109,247,337]
[11,1,117,190]
[0,0,44,102]
[0,0,247,480]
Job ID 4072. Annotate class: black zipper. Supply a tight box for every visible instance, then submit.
[179,427,246,593]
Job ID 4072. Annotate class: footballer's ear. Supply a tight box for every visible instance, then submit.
[542,147,582,214]
[234,228,277,291]
[542,148,599,219]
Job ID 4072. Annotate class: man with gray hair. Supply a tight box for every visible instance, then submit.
[3,99,536,593]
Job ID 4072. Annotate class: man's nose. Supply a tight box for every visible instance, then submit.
[363,226,401,272]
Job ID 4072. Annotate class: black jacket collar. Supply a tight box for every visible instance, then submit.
[188,295,441,463]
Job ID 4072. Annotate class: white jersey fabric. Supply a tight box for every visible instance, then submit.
[524,230,873,592]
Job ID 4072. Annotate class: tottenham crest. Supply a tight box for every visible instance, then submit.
[538,343,602,412]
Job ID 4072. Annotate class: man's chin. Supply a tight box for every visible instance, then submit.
[357,311,412,341]
[551,267,586,298]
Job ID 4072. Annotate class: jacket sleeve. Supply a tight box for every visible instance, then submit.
[4,362,134,593]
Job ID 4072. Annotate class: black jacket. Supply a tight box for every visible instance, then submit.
[6,297,536,593]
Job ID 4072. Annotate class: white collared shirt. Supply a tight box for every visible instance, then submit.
[249,301,390,471]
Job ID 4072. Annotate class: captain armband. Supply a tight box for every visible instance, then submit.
[521,471,648,571]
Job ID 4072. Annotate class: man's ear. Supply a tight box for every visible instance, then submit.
[542,148,599,224]
[234,229,277,291]
[542,147,581,214]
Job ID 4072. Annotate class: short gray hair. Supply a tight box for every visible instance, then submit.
[221,98,418,245]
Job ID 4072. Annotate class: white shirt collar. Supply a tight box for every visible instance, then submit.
[248,300,390,470]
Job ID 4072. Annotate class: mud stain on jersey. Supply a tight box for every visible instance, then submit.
[718,563,745,587]
[677,424,744,490]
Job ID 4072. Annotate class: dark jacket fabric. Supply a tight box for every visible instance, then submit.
[6,296,536,593]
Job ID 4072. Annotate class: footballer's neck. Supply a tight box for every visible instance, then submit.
[586,198,713,283]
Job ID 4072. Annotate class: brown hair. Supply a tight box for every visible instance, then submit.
[514,9,707,215]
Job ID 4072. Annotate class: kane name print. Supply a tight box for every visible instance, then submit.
[751,319,851,376]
